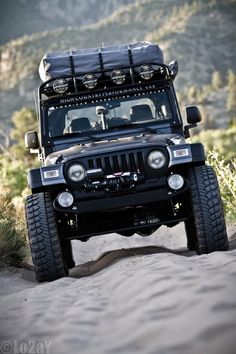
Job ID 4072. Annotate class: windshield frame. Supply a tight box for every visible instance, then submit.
[40,81,182,146]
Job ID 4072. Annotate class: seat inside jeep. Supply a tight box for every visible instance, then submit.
[130,104,153,122]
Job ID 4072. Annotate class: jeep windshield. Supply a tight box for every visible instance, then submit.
[47,90,173,138]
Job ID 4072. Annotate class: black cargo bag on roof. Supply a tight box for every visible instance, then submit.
[38,42,164,82]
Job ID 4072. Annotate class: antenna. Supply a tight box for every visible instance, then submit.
[34,90,39,123]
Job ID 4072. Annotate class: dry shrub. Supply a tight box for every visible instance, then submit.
[0,194,27,267]
[208,150,236,223]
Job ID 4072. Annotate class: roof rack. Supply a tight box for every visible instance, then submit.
[39,62,171,101]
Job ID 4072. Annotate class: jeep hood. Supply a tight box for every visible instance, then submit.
[45,134,181,165]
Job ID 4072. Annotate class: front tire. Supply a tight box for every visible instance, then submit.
[186,165,229,254]
[25,192,68,282]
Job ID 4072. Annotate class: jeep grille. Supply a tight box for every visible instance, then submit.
[87,152,145,175]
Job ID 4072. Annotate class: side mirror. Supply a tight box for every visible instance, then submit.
[25,131,39,149]
[96,106,108,130]
[168,60,178,80]
[96,106,109,116]
[184,106,202,138]
[186,106,202,124]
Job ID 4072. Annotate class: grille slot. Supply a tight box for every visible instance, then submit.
[96,158,103,169]
[129,153,136,171]
[88,152,144,175]
[88,159,94,168]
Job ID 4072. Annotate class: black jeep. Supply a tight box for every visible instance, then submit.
[25,42,228,282]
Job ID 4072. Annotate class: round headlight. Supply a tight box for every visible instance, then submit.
[82,73,97,89]
[53,79,68,94]
[111,69,126,85]
[147,150,166,169]
[168,174,184,190]
[57,192,74,208]
[68,164,86,182]
[139,64,154,80]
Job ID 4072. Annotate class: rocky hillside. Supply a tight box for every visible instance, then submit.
[0,0,135,45]
[0,0,235,131]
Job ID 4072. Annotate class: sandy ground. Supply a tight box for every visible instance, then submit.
[0,224,236,354]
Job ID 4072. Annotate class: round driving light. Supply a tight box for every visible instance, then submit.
[53,79,68,94]
[57,192,74,208]
[111,69,126,85]
[168,174,184,190]
[68,164,86,182]
[139,64,154,80]
[147,150,166,169]
[82,73,97,89]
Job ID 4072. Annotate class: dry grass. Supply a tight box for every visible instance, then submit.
[208,150,236,222]
[0,194,27,267]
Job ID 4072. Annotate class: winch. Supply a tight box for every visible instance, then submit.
[83,172,145,192]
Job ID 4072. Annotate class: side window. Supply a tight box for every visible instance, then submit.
[48,107,67,137]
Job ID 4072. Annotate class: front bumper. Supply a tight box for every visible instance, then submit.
[53,182,189,214]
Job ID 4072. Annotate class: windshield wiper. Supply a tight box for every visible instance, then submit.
[108,123,161,135]
[62,131,102,142]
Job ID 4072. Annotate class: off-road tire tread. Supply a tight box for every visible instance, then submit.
[25,192,68,282]
[188,165,229,254]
